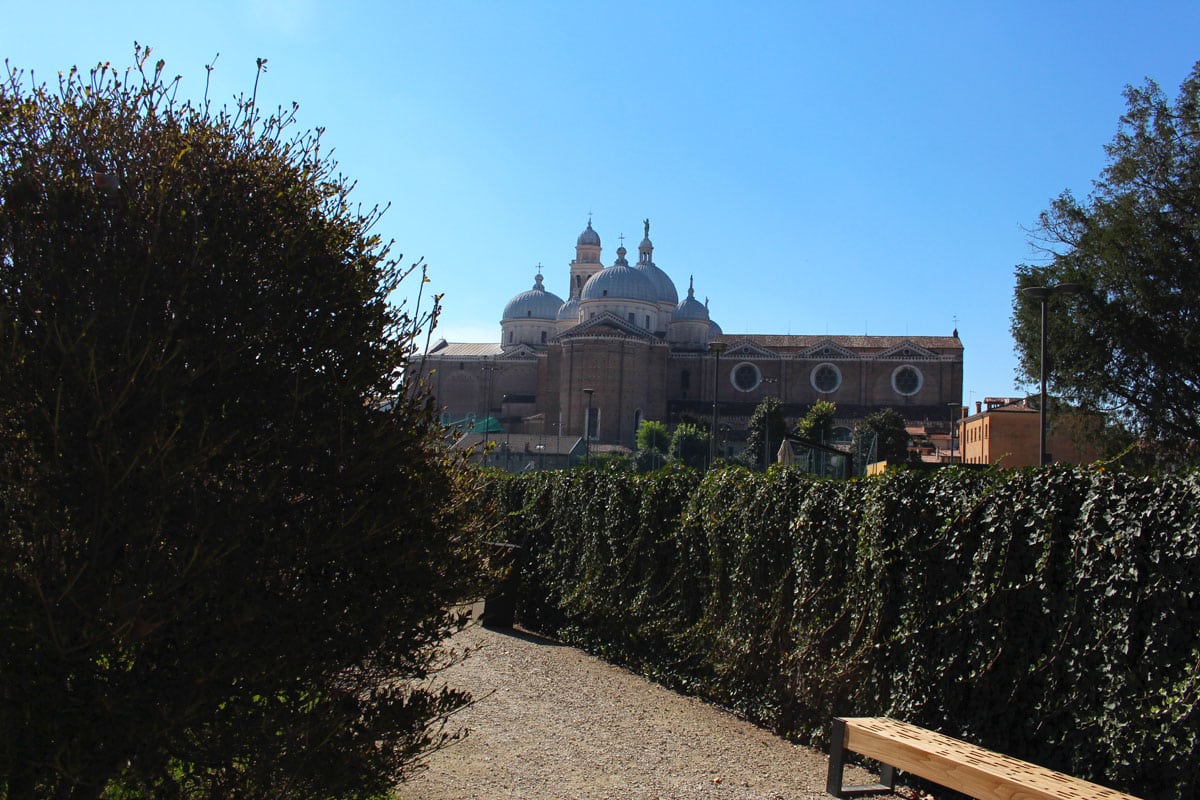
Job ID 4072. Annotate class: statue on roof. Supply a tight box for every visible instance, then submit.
[643,218,650,238]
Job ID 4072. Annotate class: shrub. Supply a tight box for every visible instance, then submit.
[485,465,1200,799]
[0,50,484,799]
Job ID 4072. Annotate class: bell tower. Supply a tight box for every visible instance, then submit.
[569,218,604,300]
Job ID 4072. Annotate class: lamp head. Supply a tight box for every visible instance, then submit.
[1023,282,1086,300]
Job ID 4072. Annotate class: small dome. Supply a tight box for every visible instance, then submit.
[557,296,580,321]
[580,261,657,303]
[577,220,601,247]
[707,320,723,341]
[672,280,709,321]
[502,273,565,321]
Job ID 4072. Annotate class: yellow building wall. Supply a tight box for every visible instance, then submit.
[960,407,1103,467]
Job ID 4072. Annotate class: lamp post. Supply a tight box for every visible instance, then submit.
[1021,282,1084,466]
[708,341,727,469]
[947,402,960,463]
[479,359,499,464]
[582,388,595,466]
[762,376,779,469]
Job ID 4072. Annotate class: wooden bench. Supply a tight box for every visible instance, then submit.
[826,717,1142,800]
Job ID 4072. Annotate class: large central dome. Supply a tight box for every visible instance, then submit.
[634,259,678,305]
[580,247,657,303]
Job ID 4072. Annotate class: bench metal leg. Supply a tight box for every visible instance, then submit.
[827,719,849,797]
[827,718,897,798]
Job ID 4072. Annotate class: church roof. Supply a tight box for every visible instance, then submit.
[423,342,504,358]
[556,295,580,320]
[715,334,963,355]
[634,260,678,305]
[672,282,709,321]
[580,256,658,304]
[576,220,600,247]
[502,273,565,321]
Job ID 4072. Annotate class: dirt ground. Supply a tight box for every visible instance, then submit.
[397,620,899,800]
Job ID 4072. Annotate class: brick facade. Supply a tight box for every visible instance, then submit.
[414,221,964,448]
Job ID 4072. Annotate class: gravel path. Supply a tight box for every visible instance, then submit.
[398,619,900,800]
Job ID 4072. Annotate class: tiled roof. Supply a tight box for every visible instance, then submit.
[424,342,505,358]
[716,334,962,354]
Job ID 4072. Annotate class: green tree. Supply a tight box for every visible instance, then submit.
[795,400,837,444]
[738,396,789,470]
[851,409,910,470]
[0,51,484,799]
[670,422,709,470]
[790,400,839,475]
[637,419,671,453]
[1013,61,1200,452]
[635,419,670,471]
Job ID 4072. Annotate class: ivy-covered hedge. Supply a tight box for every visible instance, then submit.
[486,464,1200,799]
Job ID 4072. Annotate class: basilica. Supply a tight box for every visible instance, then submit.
[415,219,963,453]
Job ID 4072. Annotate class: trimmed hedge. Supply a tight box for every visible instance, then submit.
[486,464,1200,799]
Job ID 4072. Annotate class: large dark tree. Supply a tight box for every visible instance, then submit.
[634,419,670,472]
[669,422,709,470]
[1012,61,1200,449]
[737,396,789,470]
[0,51,484,799]
[851,409,910,470]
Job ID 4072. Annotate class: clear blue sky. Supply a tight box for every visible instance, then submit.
[7,2,1200,404]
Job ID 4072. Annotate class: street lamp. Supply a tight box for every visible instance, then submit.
[477,360,500,464]
[947,402,960,463]
[762,376,779,469]
[708,341,727,469]
[1021,282,1084,466]
[582,388,595,466]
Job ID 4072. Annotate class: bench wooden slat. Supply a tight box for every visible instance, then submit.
[829,717,1142,800]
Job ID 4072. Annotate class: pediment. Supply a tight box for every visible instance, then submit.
[878,340,940,360]
[798,339,859,360]
[496,344,540,360]
[557,311,656,342]
[720,339,778,359]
